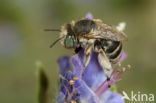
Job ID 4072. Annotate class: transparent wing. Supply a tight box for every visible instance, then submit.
[95,24,128,41]
[85,23,128,41]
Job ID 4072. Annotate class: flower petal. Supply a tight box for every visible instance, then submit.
[76,80,101,103]
[56,92,66,103]
[99,91,124,103]
[57,50,126,103]
[72,50,106,89]
[85,13,93,19]
[57,56,71,76]
[120,51,127,62]
[106,93,124,103]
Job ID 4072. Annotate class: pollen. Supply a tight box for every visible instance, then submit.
[118,62,121,67]
[121,64,131,72]
[73,76,78,80]
[127,65,131,69]
[71,100,77,103]
[122,67,126,72]
[69,80,75,85]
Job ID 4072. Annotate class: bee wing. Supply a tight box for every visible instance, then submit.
[93,24,128,41]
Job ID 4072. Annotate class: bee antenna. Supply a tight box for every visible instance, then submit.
[50,36,65,48]
[44,29,61,32]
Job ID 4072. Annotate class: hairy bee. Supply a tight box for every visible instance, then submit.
[48,18,127,79]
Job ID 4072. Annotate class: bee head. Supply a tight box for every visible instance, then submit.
[63,24,77,49]
[48,23,77,48]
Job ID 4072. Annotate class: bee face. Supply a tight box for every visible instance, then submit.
[61,24,77,49]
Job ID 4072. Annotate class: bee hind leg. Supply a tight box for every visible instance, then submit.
[98,48,112,88]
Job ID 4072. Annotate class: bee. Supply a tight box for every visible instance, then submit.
[47,18,127,79]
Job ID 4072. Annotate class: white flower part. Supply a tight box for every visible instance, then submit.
[116,22,126,32]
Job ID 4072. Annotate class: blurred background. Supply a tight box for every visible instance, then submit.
[0,0,156,103]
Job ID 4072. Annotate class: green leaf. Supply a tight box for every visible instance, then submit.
[36,61,50,103]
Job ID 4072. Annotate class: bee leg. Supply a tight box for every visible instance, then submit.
[107,77,111,88]
[84,44,93,67]
[98,49,112,77]
[84,51,91,68]
[98,49,112,88]
[82,45,93,76]
[82,52,90,76]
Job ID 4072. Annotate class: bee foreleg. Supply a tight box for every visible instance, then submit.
[84,53,91,68]
[84,44,93,67]
[82,44,93,76]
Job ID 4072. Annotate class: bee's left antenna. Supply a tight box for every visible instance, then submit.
[50,36,65,48]
[44,29,61,32]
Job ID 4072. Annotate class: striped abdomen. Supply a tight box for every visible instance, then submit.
[100,39,122,64]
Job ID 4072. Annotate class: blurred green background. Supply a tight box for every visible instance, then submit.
[0,0,156,103]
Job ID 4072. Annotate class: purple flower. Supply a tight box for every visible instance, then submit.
[85,13,93,19]
[56,13,129,103]
[56,49,128,103]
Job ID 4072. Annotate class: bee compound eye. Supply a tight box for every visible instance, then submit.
[64,36,75,48]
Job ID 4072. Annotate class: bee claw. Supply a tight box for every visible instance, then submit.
[107,77,110,81]
[106,77,111,88]
[108,85,111,88]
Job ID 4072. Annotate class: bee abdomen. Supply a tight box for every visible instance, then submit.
[101,40,122,64]
[109,43,122,64]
